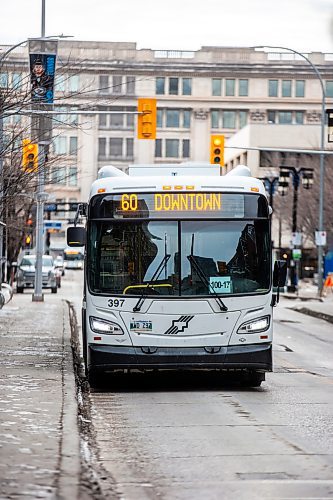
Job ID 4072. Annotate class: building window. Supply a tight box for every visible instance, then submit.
[267,110,276,123]
[0,73,8,87]
[278,111,292,124]
[326,80,333,98]
[182,139,190,158]
[55,75,66,92]
[182,78,192,95]
[110,107,123,129]
[156,77,165,95]
[112,75,122,94]
[282,80,292,97]
[269,80,278,97]
[12,73,21,89]
[165,139,179,157]
[126,76,135,94]
[211,110,219,129]
[169,78,179,95]
[183,110,191,128]
[166,110,180,127]
[99,106,108,127]
[295,80,305,97]
[99,75,109,94]
[155,139,162,157]
[157,109,163,127]
[212,78,222,96]
[223,111,236,128]
[109,137,123,157]
[295,111,304,124]
[69,136,78,155]
[98,138,106,158]
[126,108,135,128]
[225,79,235,96]
[68,75,79,92]
[238,79,248,96]
[239,110,248,128]
[68,167,78,186]
[126,138,133,158]
[53,136,67,155]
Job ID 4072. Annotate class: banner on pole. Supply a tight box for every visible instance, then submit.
[29,53,56,104]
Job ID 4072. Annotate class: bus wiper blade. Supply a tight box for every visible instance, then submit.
[187,255,228,312]
[133,254,171,312]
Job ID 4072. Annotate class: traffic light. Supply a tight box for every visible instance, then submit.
[22,139,38,173]
[137,98,157,139]
[210,135,224,165]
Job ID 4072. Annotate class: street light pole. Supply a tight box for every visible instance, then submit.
[252,45,326,295]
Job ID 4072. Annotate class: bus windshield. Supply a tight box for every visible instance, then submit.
[87,219,270,296]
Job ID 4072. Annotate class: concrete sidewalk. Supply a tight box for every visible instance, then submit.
[281,280,333,323]
[0,292,80,499]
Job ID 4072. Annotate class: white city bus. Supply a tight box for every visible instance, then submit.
[67,164,286,388]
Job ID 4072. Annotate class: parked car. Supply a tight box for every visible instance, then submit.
[16,255,57,293]
[55,256,65,276]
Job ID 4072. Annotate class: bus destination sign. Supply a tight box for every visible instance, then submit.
[113,192,245,218]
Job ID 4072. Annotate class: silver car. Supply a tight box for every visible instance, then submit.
[16,255,57,293]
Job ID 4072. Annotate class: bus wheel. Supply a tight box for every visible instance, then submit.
[242,371,264,388]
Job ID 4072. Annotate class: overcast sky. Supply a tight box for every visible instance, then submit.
[1,0,332,52]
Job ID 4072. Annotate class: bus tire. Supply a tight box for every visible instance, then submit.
[242,371,264,388]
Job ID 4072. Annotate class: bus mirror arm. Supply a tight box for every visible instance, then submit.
[74,203,88,226]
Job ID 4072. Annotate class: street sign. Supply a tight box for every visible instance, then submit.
[44,221,62,230]
[292,249,302,261]
[315,231,326,246]
[292,232,302,246]
[45,203,57,212]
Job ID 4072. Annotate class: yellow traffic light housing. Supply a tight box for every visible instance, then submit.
[210,135,224,165]
[137,98,157,139]
[22,139,38,173]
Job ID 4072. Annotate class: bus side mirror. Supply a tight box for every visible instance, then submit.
[272,260,288,306]
[273,260,287,287]
[67,226,86,247]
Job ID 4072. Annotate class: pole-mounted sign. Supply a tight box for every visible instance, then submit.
[28,39,58,104]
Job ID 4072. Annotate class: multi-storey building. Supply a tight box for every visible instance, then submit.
[1,40,332,207]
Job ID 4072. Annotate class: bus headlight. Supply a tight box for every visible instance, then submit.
[237,316,270,334]
[89,316,124,335]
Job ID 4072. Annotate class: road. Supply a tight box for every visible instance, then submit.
[67,271,333,500]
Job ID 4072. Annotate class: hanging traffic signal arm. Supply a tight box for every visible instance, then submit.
[210,135,224,165]
[22,139,38,173]
[137,98,157,139]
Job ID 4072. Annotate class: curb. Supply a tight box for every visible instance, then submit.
[57,300,81,500]
[291,306,333,324]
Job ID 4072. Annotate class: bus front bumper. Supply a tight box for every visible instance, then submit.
[88,343,272,372]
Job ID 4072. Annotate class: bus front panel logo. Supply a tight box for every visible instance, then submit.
[164,316,194,335]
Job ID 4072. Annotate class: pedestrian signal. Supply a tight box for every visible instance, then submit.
[137,98,157,139]
[22,139,38,173]
[210,135,224,165]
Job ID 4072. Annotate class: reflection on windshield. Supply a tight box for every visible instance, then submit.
[181,221,270,295]
[88,219,270,296]
[88,221,178,295]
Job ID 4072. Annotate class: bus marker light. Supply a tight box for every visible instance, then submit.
[174,185,183,190]
[98,188,106,193]
[186,186,195,190]
[162,185,172,190]
[251,187,259,192]
[94,336,102,341]
[260,335,268,340]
